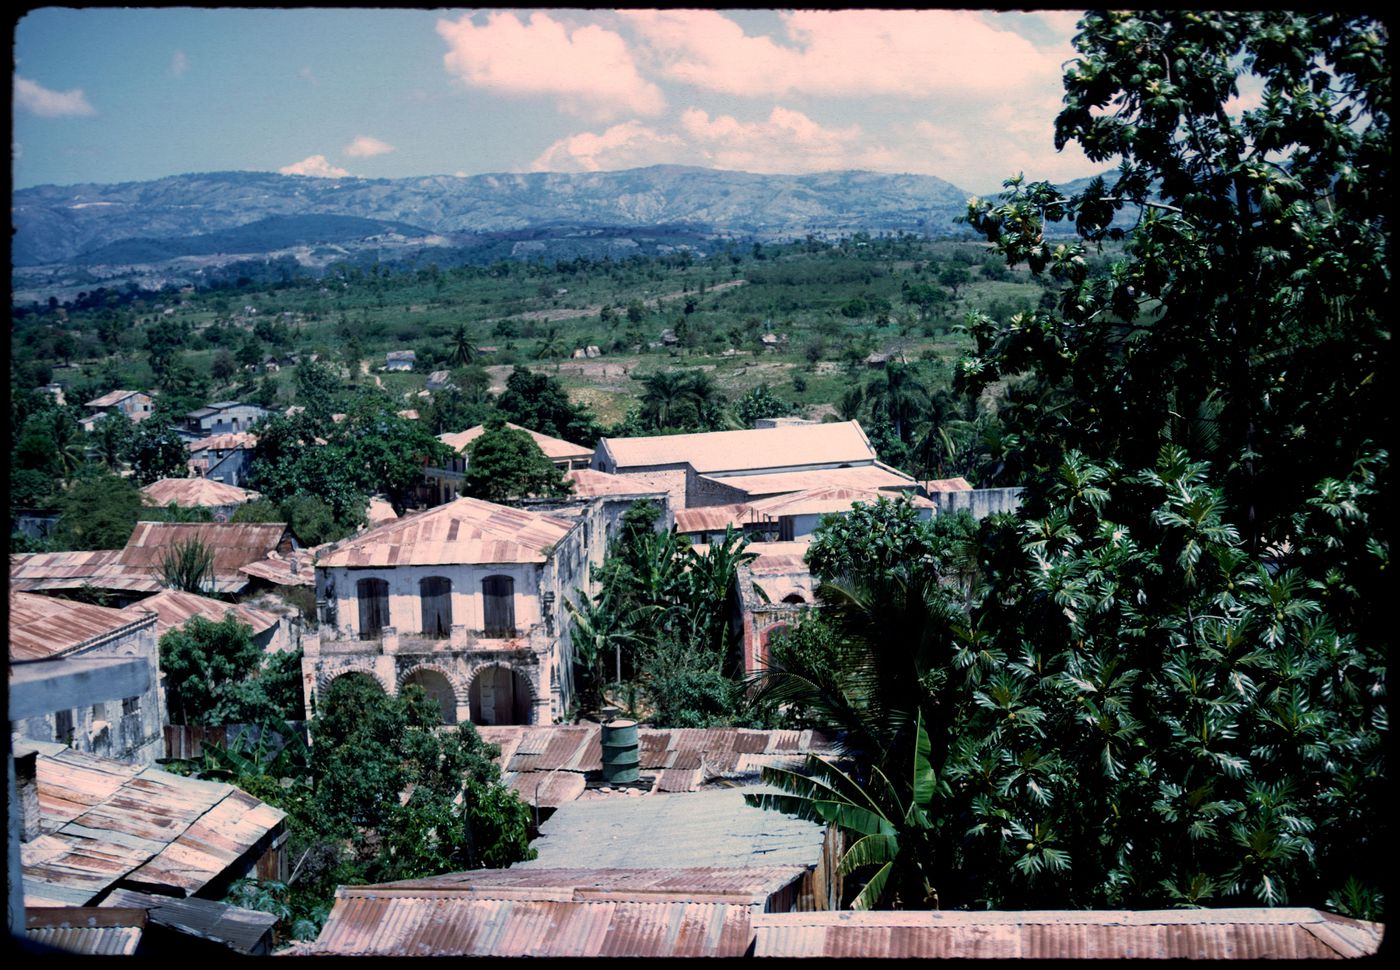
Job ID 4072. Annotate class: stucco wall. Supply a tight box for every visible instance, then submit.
[930,487,1023,519]
[319,562,542,642]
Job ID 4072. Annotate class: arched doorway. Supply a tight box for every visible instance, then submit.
[402,667,457,725]
[468,665,534,725]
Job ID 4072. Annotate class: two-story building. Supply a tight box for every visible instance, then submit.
[182,401,271,439]
[80,389,154,433]
[186,431,258,487]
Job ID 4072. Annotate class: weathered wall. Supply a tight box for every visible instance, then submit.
[930,487,1023,519]
[685,469,753,509]
[319,561,542,642]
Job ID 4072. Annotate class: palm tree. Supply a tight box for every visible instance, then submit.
[638,371,694,430]
[865,360,928,442]
[448,324,477,366]
[535,328,566,361]
[47,408,89,480]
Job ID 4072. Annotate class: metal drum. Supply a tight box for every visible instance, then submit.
[600,718,640,784]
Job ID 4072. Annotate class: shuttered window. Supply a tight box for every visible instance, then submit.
[357,577,390,638]
[420,576,453,638]
[482,575,516,638]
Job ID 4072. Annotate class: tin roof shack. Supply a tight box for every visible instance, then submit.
[423,422,594,507]
[81,389,153,430]
[182,401,270,438]
[100,888,278,956]
[592,420,892,510]
[384,349,416,371]
[750,908,1386,959]
[140,477,261,522]
[16,740,287,908]
[310,865,809,957]
[9,591,165,764]
[304,496,591,728]
[186,431,258,487]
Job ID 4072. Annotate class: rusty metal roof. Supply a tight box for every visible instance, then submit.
[675,503,754,533]
[85,389,146,408]
[478,725,837,806]
[102,888,277,955]
[120,521,287,577]
[187,431,258,452]
[750,909,1386,959]
[9,591,156,661]
[140,477,260,508]
[365,496,399,526]
[563,467,670,497]
[313,888,758,956]
[20,740,286,907]
[10,549,124,592]
[600,420,875,473]
[25,908,146,955]
[119,588,280,638]
[440,422,593,462]
[371,865,808,900]
[316,496,575,568]
[746,542,815,575]
[701,463,919,500]
[238,546,321,587]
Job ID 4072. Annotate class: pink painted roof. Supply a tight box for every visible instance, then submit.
[700,463,918,499]
[601,420,875,473]
[140,478,260,508]
[316,496,574,568]
[562,468,669,497]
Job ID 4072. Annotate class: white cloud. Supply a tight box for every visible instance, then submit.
[14,76,96,118]
[530,120,685,172]
[621,10,1062,101]
[436,10,664,120]
[171,50,189,78]
[279,155,350,178]
[345,135,395,158]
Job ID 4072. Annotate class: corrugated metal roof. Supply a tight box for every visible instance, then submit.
[441,422,592,462]
[750,909,1386,959]
[521,786,827,871]
[119,589,279,638]
[119,522,288,585]
[140,478,259,508]
[102,888,277,955]
[563,467,670,497]
[675,503,754,533]
[10,549,124,591]
[602,420,875,473]
[25,908,146,955]
[85,389,145,408]
[238,546,320,587]
[747,485,935,517]
[313,890,758,956]
[187,431,258,452]
[701,463,919,499]
[923,476,974,493]
[9,591,156,661]
[317,496,575,568]
[747,542,815,575]
[20,740,285,907]
[371,865,808,899]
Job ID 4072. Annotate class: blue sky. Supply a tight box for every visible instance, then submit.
[13,8,1103,193]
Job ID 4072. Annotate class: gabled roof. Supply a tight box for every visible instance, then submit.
[140,478,260,508]
[10,550,124,592]
[563,467,669,497]
[120,589,280,638]
[600,420,875,473]
[117,522,289,592]
[674,503,753,534]
[316,496,575,568]
[747,485,935,517]
[699,462,917,500]
[440,422,593,463]
[750,908,1385,959]
[238,547,321,588]
[84,389,146,408]
[9,590,156,661]
[20,740,286,907]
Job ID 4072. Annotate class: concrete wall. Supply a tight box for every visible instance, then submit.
[930,487,1023,519]
[10,617,165,765]
[685,469,753,509]
[319,562,544,642]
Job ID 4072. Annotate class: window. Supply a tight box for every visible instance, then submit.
[122,696,141,716]
[357,577,391,638]
[420,576,453,638]
[482,575,516,638]
[55,709,74,744]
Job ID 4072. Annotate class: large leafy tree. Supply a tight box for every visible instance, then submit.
[496,366,602,445]
[754,12,1387,918]
[160,614,302,726]
[127,417,190,485]
[460,417,572,503]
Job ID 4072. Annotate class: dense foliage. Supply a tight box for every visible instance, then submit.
[753,11,1388,918]
[159,614,303,727]
[460,417,572,502]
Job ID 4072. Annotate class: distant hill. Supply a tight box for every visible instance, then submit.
[12,166,978,269]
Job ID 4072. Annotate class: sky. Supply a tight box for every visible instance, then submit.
[12,8,1105,194]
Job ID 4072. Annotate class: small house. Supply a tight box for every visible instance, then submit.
[384,350,416,372]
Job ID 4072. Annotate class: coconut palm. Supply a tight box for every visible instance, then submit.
[865,359,928,441]
[448,324,477,366]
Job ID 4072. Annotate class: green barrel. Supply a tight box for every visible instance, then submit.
[601,718,640,784]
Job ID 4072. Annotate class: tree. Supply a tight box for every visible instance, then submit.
[127,418,190,485]
[460,417,572,503]
[294,359,342,423]
[448,323,477,366]
[734,383,788,427]
[54,471,143,550]
[496,366,601,445]
[160,614,298,726]
[864,360,928,442]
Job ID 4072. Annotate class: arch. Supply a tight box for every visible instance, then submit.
[467,663,536,726]
[400,666,458,725]
[419,576,453,638]
[781,592,806,604]
[482,575,516,637]
[356,577,390,639]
